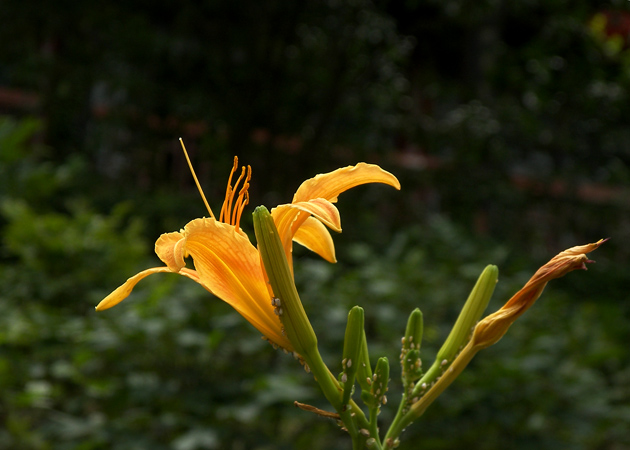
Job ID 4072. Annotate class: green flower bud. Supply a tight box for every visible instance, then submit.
[402,308,423,353]
[340,306,364,406]
[356,329,373,393]
[402,348,423,387]
[371,357,390,406]
[437,265,498,363]
[412,264,498,397]
[253,206,318,358]
[400,308,423,388]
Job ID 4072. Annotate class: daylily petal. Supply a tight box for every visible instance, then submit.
[293,216,337,263]
[155,231,186,271]
[95,267,173,311]
[288,199,342,232]
[292,162,401,204]
[273,198,341,237]
[181,218,292,350]
[272,198,341,269]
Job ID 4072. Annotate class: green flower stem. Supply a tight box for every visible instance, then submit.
[253,206,371,448]
[384,266,498,446]
[411,264,497,398]
[304,347,362,443]
[385,340,478,442]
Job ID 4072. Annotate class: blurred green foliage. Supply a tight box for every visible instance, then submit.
[1,0,630,448]
[2,115,627,448]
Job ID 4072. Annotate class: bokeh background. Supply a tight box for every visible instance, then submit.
[1,1,630,449]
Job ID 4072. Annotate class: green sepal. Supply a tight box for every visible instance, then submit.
[341,306,364,406]
[252,206,318,357]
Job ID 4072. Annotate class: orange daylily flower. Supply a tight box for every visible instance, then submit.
[96,154,400,352]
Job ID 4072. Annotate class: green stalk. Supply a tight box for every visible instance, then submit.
[253,206,370,447]
[385,265,498,445]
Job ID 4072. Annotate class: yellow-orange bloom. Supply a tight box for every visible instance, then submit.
[96,156,400,352]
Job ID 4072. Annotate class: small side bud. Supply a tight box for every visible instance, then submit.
[356,329,373,393]
[412,264,498,397]
[402,349,423,387]
[403,308,423,352]
[371,357,390,407]
[341,306,364,406]
[400,308,424,389]
[437,265,498,363]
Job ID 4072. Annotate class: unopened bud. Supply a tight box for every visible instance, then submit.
[403,308,423,352]
[356,329,373,393]
[401,308,424,388]
[437,265,498,363]
[371,357,390,406]
[341,306,364,406]
[402,349,423,385]
[253,206,317,357]
[413,265,497,397]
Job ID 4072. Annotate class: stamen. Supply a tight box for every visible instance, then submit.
[179,138,215,219]
[226,166,247,225]
[220,157,239,223]
[219,156,252,228]
[233,165,251,228]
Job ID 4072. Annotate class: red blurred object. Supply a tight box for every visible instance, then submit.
[599,10,630,48]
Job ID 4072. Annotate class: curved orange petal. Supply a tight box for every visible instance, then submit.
[289,198,341,232]
[271,198,340,268]
[292,162,401,203]
[293,216,337,263]
[181,218,292,351]
[155,231,186,271]
[96,267,174,311]
[273,198,341,235]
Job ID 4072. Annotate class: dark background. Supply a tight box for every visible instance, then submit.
[1,1,629,448]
